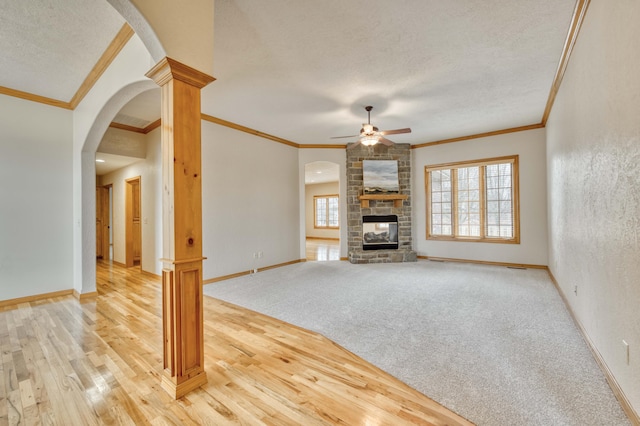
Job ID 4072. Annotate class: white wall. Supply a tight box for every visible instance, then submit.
[73,33,156,295]
[201,122,300,279]
[298,149,347,259]
[305,182,340,239]
[546,0,640,414]
[412,128,548,265]
[0,95,74,300]
[100,128,162,275]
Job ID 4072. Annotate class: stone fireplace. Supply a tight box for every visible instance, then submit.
[347,143,417,263]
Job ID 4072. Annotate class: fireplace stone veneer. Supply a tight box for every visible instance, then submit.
[347,143,417,264]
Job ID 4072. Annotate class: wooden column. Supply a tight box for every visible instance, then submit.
[145,57,215,399]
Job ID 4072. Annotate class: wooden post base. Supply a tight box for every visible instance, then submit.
[161,370,208,399]
[161,259,207,398]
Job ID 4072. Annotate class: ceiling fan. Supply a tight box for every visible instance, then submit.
[331,106,411,149]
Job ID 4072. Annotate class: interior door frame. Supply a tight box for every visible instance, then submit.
[100,184,112,260]
[125,176,141,268]
[96,185,110,260]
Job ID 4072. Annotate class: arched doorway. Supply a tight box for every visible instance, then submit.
[78,81,158,294]
[304,161,340,261]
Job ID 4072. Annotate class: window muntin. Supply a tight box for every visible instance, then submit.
[314,195,339,228]
[425,156,519,243]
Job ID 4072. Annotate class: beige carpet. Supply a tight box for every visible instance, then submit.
[204,260,629,426]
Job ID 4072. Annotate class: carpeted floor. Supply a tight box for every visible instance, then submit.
[203,260,629,426]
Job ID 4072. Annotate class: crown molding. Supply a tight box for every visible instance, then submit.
[109,118,162,134]
[145,57,215,88]
[541,0,591,125]
[411,123,544,149]
[113,118,542,151]
[0,86,71,109]
[201,114,300,148]
[143,118,161,133]
[299,144,346,149]
[69,23,135,109]
[109,121,146,134]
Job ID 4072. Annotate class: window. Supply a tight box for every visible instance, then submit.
[314,195,339,228]
[425,155,519,243]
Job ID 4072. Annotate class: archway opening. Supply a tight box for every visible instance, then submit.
[79,81,159,293]
[304,161,340,261]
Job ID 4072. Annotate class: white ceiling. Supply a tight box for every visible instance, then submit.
[95,152,143,175]
[1,0,577,146]
[305,161,340,184]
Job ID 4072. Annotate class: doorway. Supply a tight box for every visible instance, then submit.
[125,176,142,268]
[304,162,340,261]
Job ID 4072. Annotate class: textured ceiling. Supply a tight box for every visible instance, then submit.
[0,0,125,101]
[204,0,576,145]
[115,89,161,127]
[1,0,577,147]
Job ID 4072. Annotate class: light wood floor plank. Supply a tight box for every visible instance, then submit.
[306,238,340,261]
[0,261,473,425]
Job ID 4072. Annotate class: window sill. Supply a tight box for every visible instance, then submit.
[427,236,520,244]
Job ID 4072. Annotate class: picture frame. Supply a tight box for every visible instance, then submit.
[363,160,399,194]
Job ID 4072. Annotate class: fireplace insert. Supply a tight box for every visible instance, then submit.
[362,215,398,250]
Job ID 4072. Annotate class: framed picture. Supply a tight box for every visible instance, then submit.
[363,160,399,194]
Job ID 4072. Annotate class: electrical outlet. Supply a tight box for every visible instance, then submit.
[258,251,263,258]
[253,268,258,274]
[623,340,630,365]
[253,252,258,259]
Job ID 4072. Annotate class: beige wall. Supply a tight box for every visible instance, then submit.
[99,120,304,281]
[0,95,74,300]
[201,121,300,279]
[100,128,162,276]
[412,128,549,266]
[305,182,340,239]
[546,0,640,415]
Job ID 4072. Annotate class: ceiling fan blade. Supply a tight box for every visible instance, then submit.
[331,134,360,139]
[379,127,411,136]
[378,137,395,146]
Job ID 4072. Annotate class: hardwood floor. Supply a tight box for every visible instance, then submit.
[0,261,472,425]
[305,238,341,261]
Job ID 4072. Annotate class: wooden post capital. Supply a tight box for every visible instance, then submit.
[146,56,215,88]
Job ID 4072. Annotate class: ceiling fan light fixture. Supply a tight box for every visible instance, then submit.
[362,123,374,133]
[361,134,380,146]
